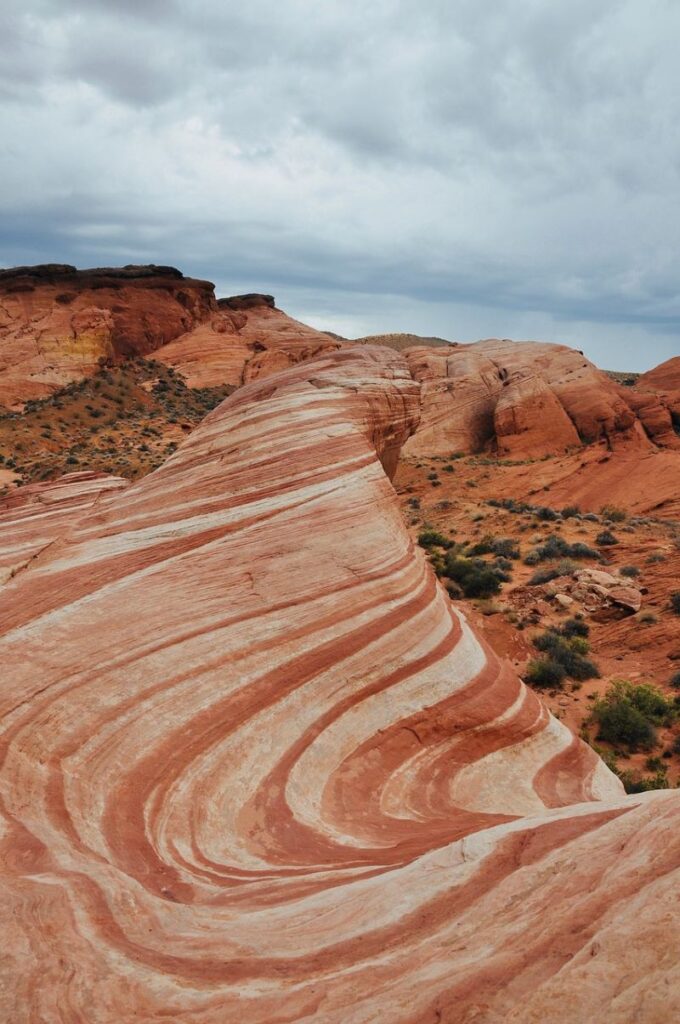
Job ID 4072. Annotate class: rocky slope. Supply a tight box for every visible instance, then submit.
[0,265,339,410]
[0,264,215,407]
[1,347,679,1023]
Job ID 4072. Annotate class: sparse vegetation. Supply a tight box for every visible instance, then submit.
[595,529,619,546]
[600,505,627,523]
[590,680,676,753]
[532,626,600,682]
[525,533,599,564]
[525,658,566,689]
[0,359,233,483]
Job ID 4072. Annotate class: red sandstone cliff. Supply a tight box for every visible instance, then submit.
[0,264,216,407]
[0,266,339,409]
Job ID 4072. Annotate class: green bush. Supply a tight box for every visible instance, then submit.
[418,529,451,550]
[560,617,589,639]
[529,559,578,585]
[593,701,657,752]
[619,565,640,578]
[561,505,581,518]
[528,533,599,563]
[525,658,566,689]
[533,629,600,681]
[444,555,502,599]
[468,534,520,559]
[591,680,676,752]
[596,529,619,546]
[599,505,627,523]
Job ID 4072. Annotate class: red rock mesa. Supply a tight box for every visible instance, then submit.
[1,346,678,1023]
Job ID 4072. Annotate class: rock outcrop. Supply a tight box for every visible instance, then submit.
[1,346,678,1023]
[0,266,340,408]
[403,339,664,458]
[154,292,340,388]
[0,264,216,407]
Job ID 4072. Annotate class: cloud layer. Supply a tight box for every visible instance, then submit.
[2,0,680,370]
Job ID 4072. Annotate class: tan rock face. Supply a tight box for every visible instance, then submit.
[0,264,216,407]
[1,346,678,1023]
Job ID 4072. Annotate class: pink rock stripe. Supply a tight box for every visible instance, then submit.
[0,346,678,1023]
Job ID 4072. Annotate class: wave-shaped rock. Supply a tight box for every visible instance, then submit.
[1,346,679,1022]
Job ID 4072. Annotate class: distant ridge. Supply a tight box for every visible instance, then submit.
[353,332,454,351]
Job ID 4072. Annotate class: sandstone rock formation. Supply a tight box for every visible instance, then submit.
[402,338,664,459]
[0,470,128,583]
[1,347,678,1023]
[0,264,341,408]
[154,292,340,388]
[638,355,680,393]
[0,265,215,407]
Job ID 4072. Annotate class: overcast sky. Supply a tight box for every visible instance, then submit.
[2,1,679,371]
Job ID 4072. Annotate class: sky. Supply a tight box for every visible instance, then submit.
[2,1,680,372]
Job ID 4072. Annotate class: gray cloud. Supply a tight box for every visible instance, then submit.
[1,0,679,371]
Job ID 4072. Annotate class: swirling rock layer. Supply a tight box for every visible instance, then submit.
[1,347,679,1023]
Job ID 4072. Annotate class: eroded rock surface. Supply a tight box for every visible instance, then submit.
[155,292,340,388]
[0,265,216,407]
[1,347,678,1023]
[403,338,680,458]
[0,266,340,408]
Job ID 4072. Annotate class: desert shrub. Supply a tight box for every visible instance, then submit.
[591,680,676,752]
[468,534,520,559]
[529,534,599,563]
[561,505,581,518]
[533,629,599,681]
[418,529,451,550]
[596,529,619,546]
[525,658,566,689]
[619,565,640,578]
[671,591,680,615]
[529,559,577,585]
[619,769,670,794]
[444,555,502,599]
[600,505,627,523]
[560,617,589,639]
[408,497,420,509]
[646,552,666,564]
[593,700,657,752]
[535,506,559,521]
[427,471,439,482]
[670,672,680,689]
[524,550,541,566]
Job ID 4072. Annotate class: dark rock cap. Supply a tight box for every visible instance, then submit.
[218,293,275,311]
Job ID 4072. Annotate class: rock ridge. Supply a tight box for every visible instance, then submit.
[1,346,678,1022]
